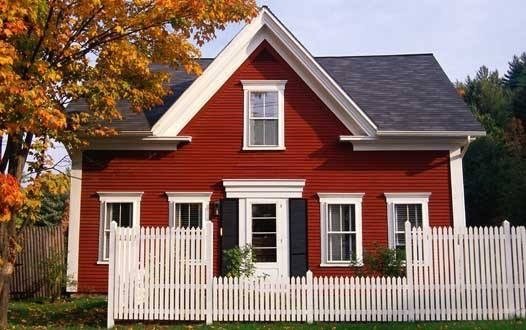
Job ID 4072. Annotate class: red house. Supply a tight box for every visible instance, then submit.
[66,7,484,293]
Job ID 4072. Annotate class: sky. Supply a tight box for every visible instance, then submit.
[201,0,526,82]
[9,0,524,170]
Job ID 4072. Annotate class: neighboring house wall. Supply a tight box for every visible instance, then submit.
[77,42,453,293]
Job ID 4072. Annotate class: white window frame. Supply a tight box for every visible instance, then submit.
[242,80,286,150]
[166,192,212,228]
[97,192,143,264]
[318,193,364,267]
[385,192,431,249]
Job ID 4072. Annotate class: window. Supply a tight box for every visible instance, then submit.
[318,193,364,266]
[98,192,142,263]
[174,203,202,228]
[242,80,286,150]
[166,192,212,229]
[385,193,430,250]
[251,203,277,262]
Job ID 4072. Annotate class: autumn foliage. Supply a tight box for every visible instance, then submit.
[0,174,24,223]
[0,0,258,324]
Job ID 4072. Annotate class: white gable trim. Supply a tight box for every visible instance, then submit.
[152,7,377,137]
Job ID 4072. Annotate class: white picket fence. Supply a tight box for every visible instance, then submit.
[107,222,213,327]
[107,221,526,327]
[406,221,526,321]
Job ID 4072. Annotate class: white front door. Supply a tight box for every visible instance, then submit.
[246,199,288,278]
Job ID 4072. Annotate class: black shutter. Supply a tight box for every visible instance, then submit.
[220,198,239,275]
[289,198,308,276]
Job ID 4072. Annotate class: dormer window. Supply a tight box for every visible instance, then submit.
[242,80,286,150]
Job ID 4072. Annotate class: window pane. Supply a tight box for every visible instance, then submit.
[264,119,278,146]
[250,119,264,145]
[396,233,405,246]
[175,203,202,228]
[119,203,132,227]
[250,92,265,117]
[252,233,276,248]
[107,203,133,228]
[264,92,278,117]
[252,204,276,218]
[328,233,351,261]
[395,204,423,229]
[104,232,110,260]
[328,204,341,231]
[252,218,276,232]
[253,248,276,262]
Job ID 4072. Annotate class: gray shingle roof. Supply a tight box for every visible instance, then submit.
[67,54,483,133]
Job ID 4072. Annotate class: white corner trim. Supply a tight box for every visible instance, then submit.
[152,7,376,138]
[384,192,430,249]
[165,192,212,227]
[223,179,305,198]
[242,80,286,151]
[318,193,364,266]
[66,151,82,293]
[449,148,466,228]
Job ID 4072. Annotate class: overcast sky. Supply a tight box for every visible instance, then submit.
[201,0,525,82]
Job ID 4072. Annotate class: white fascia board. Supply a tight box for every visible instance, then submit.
[339,135,470,151]
[152,7,377,137]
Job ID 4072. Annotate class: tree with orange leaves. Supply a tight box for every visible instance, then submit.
[0,0,258,326]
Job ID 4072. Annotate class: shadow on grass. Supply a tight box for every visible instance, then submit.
[8,296,107,329]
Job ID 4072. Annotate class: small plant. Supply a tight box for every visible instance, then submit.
[223,245,256,278]
[356,244,406,277]
[39,251,75,301]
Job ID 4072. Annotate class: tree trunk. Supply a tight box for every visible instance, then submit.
[0,263,14,329]
[0,134,33,329]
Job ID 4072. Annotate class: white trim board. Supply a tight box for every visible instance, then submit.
[449,148,466,228]
[66,151,82,293]
[223,179,305,198]
[339,135,472,151]
[152,7,377,138]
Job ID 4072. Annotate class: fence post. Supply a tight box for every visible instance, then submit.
[503,220,515,318]
[306,270,314,323]
[107,222,117,329]
[205,221,214,324]
[405,221,414,321]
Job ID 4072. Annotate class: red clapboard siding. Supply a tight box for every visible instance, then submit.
[77,41,453,292]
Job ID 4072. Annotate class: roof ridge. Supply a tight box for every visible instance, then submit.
[314,53,434,59]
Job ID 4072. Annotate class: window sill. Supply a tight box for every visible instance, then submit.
[320,262,363,268]
[242,146,286,151]
[96,260,109,265]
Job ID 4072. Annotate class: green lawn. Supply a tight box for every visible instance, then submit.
[7,296,525,329]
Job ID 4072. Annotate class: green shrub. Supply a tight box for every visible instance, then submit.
[356,244,406,277]
[223,245,256,278]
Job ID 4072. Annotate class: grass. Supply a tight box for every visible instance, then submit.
[7,296,525,329]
